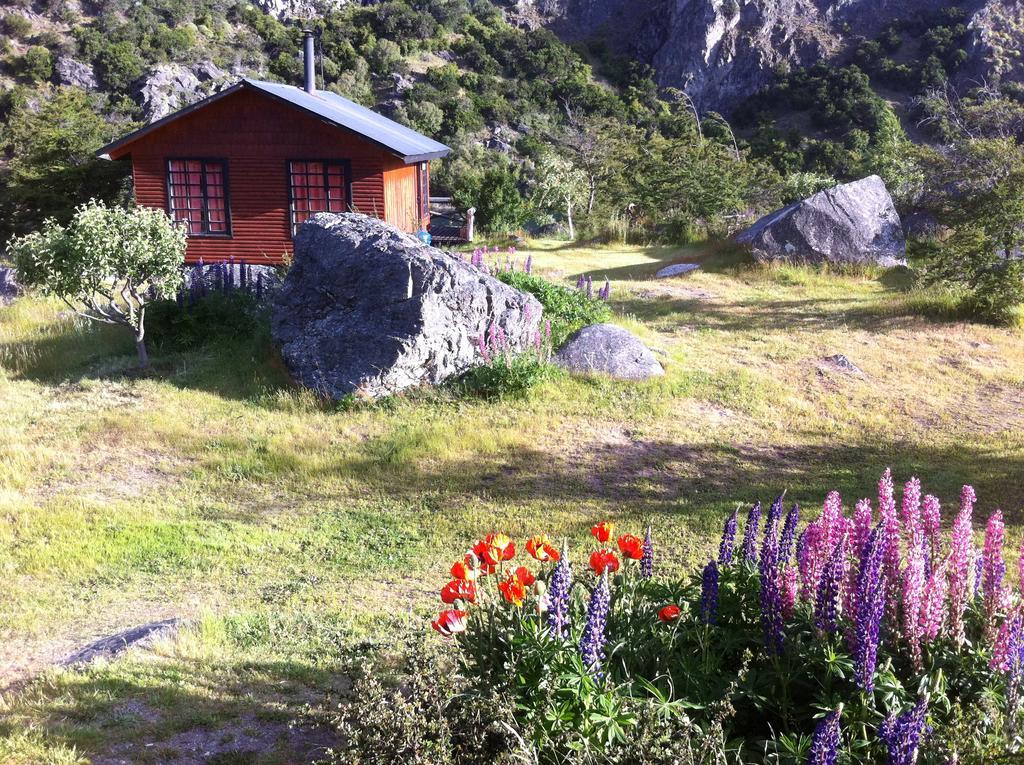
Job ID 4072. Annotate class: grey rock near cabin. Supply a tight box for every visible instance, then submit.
[136,63,232,121]
[735,176,906,267]
[554,323,664,380]
[0,267,21,304]
[655,263,700,278]
[271,213,543,399]
[55,56,98,90]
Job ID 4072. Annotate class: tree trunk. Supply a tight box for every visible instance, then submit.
[136,337,149,368]
[586,181,597,216]
[566,200,575,240]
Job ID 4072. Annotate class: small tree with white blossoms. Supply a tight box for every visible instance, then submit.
[7,200,187,367]
[533,152,588,240]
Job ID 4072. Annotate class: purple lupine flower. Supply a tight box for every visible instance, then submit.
[576,274,585,290]
[741,502,761,565]
[640,526,654,578]
[547,542,573,640]
[991,608,1024,733]
[815,538,847,634]
[759,504,784,655]
[795,528,809,571]
[781,565,797,619]
[983,510,1008,632]
[845,499,873,618]
[799,520,825,603]
[718,509,738,566]
[779,504,800,564]
[586,275,593,299]
[878,469,902,631]
[879,698,928,765]
[700,560,719,625]
[807,707,842,765]
[974,545,984,600]
[525,254,533,274]
[579,571,611,674]
[853,524,888,691]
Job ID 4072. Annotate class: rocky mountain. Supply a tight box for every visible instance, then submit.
[510,0,1024,110]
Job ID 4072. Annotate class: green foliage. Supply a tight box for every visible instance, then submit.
[0,87,133,245]
[6,200,187,365]
[457,352,559,399]
[20,47,53,82]
[2,12,33,39]
[145,292,267,352]
[94,40,145,91]
[497,270,611,345]
[452,163,529,234]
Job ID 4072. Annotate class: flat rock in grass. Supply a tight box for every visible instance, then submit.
[271,213,542,399]
[820,354,864,376]
[61,619,181,668]
[655,263,700,278]
[736,175,906,267]
[554,323,664,381]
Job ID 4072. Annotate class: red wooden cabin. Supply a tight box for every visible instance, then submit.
[98,34,449,264]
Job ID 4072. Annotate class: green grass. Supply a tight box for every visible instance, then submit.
[2,239,1023,762]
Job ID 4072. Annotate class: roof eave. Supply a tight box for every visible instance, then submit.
[401,150,450,163]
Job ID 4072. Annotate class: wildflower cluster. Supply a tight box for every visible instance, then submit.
[574,274,611,301]
[431,473,1022,763]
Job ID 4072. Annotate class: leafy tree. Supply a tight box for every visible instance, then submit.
[95,40,145,91]
[0,87,133,245]
[7,201,187,366]
[532,152,588,239]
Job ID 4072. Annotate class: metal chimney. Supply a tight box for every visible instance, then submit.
[302,29,316,94]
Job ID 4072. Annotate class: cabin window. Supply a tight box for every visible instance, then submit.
[288,160,349,237]
[166,159,230,236]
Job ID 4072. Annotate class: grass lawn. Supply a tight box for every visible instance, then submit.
[1,240,1022,763]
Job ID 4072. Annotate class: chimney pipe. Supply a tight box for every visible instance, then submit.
[302,29,316,94]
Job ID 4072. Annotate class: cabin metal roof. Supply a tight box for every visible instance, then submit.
[97,78,450,164]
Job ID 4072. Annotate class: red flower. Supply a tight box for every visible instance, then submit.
[450,559,477,581]
[475,533,515,566]
[499,575,528,606]
[658,605,681,623]
[617,534,644,560]
[591,521,614,543]
[589,548,620,575]
[513,566,536,586]
[526,535,560,562]
[432,609,468,637]
[440,579,476,605]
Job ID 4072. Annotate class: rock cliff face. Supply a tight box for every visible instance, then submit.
[515,0,1022,110]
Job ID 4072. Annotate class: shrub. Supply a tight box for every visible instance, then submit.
[429,472,1023,763]
[146,291,266,352]
[457,316,557,399]
[20,46,53,82]
[498,270,611,346]
[2,13,32,39]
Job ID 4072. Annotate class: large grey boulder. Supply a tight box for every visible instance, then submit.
[55,56,98,90]
[736,176,906,267]
[554,324,664,381]
[135,63,232,121]
[271,213,542,399]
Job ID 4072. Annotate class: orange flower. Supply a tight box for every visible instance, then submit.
[617,534,644,560]
[432,609,468,637]
[589,548,620,575]
[513,566,536,586]
[591,521,614,543]
[486,532,516,561]
[472,540,502,569]
[440,579,476,605]
[658,605,681,623]
[451,559,477,581]
[499,574,527,606]
[526,535,560,562]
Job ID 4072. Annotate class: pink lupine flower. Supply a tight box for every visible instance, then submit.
[476,333,490,362]
[799,520,826,602]
[1018,539,1024,596]
[990,607,1023,674]
[780,566,797,619]
[844,498,874,618]
[982,510,1007,635]
[901,477,923,548]
[948,485,977,644]
[821,491,844,549]
[878,469,902,629]
[920,555,949,643]
[922,494,942,558]
[902,540,926,669]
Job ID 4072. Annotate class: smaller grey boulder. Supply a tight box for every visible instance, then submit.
[0,266,22,305]
[55,56,98,90]
[655,263,700,278]
[555,324,664,380]
[736,175,906,267]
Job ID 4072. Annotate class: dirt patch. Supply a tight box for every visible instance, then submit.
[92,714,339,765]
